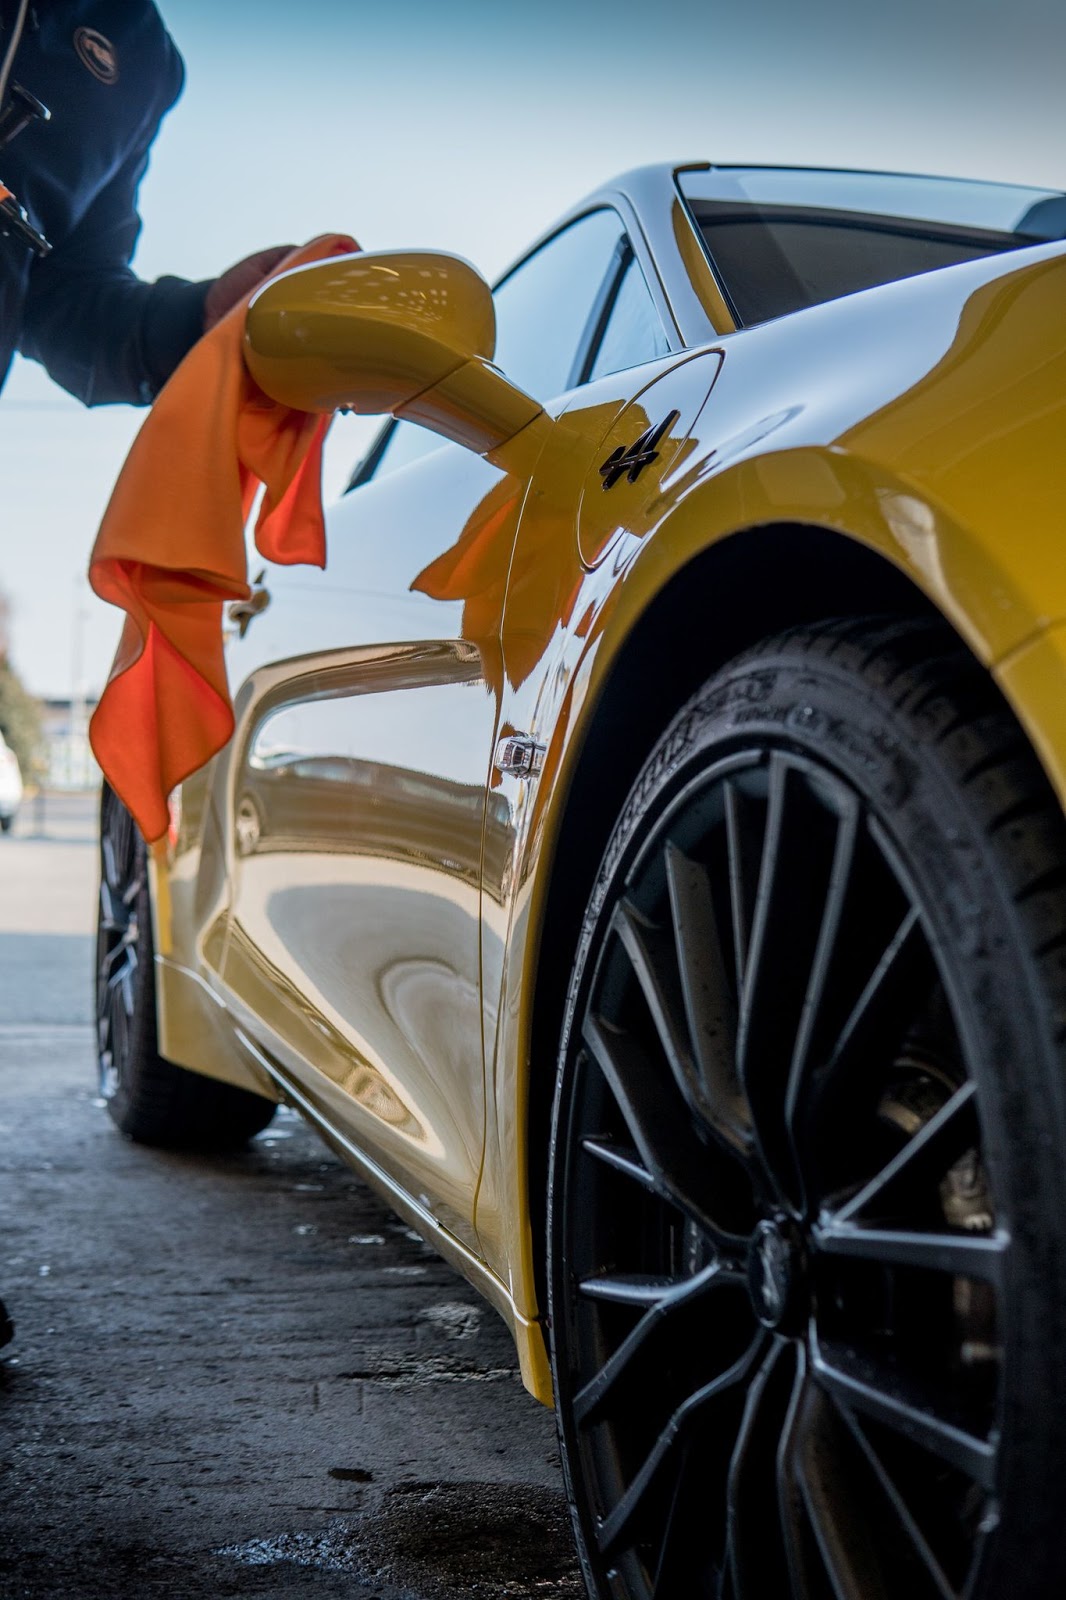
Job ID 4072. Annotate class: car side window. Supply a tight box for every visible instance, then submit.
[491,209,626,400]
[584,250,671,382]
[349,208,634,490]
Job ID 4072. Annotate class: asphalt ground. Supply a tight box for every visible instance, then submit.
[0,792,581,1599]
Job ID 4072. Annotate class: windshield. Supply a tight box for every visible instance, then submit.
[679,166,1066,326]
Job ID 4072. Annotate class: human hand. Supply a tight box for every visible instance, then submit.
[203,245,296,330]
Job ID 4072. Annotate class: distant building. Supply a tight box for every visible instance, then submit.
[41,697,99,790]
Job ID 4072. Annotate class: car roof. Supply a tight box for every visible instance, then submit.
[504,162,1066,345]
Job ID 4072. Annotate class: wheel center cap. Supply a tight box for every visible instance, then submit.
[747,1219,803,1332]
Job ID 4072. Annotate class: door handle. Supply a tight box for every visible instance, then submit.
[227,570,271,639]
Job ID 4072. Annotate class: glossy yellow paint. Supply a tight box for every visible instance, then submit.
[147,753,271,1096]
[997,623,1066,814]
[154,175,1066,1409]
[245,249,542,453]
[245,250,494,406]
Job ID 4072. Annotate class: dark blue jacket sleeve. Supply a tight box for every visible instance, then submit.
[17,41,210,406]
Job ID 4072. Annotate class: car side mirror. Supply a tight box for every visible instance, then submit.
[244,249,543,456]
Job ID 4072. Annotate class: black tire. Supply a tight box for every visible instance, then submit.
[548,616,1066,1600]
[96,784,276,1149]
[0,812,13,834]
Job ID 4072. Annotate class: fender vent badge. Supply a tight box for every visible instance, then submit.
[599,409,680,490]
[494,734,546,778]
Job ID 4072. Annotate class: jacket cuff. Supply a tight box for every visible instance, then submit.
[139,275,212,401]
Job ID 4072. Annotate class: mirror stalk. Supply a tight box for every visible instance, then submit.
[397,357,543,455]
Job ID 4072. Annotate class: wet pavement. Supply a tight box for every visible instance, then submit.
[0,793,581,1598]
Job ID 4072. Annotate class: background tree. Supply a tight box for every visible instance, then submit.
[0,588,46,783]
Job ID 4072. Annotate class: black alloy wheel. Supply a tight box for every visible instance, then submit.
[549,619,1066,1600]
[96,783,276,1148]
[97,780,143,1106]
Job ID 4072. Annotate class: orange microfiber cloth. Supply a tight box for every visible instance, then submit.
[88,234,358,846]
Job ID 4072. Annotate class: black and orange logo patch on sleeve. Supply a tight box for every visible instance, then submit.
[73,27,119,84]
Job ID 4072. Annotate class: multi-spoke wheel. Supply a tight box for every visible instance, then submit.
[97,781,143,1105]
[549,619,1066,1600]
[96,783,276,1148]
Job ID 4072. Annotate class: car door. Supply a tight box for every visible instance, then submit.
[220,207,640,1250]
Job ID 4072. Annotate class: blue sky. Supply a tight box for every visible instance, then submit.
[2,0,1065,695]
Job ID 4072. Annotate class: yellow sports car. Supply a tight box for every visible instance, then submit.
[97,163,1066,1598]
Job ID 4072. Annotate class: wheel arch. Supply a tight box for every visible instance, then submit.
[519,520,947,1320]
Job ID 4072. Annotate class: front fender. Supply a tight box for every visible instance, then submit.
[482,404,1065,1392]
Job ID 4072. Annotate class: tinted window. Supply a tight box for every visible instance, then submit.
[680,167,1066,326]
[491,209,625,398]
[586,253,670,382]
[352,208,629,488]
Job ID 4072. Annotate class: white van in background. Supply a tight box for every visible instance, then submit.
[0,731,23,834]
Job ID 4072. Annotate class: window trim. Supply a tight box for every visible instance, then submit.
[571,235,630,387]
[346,417,398,491]
[574,238,673,386]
